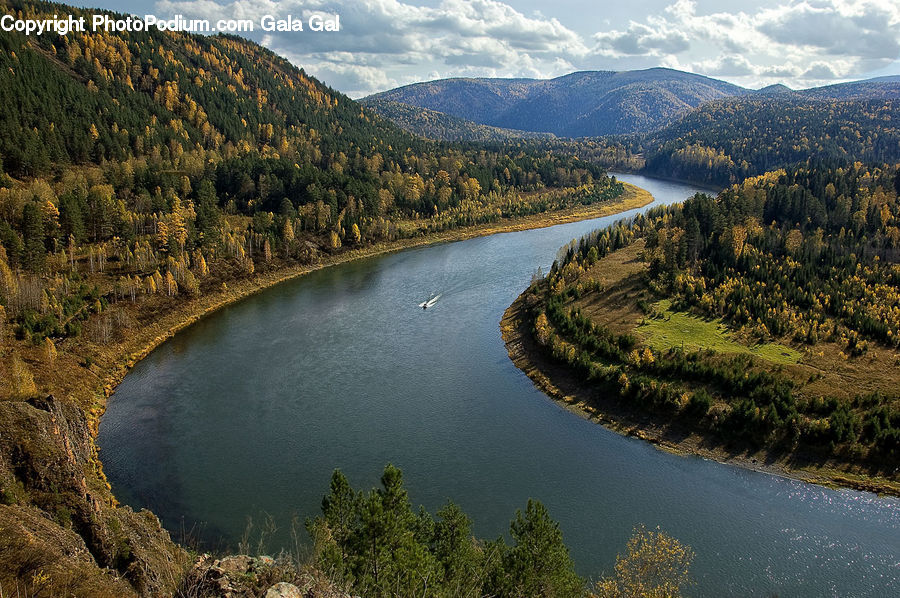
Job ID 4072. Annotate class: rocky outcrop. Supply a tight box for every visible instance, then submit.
[0,396,188,596]
[179,554,353,598]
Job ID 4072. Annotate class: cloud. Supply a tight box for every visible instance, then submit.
[803,61,840,79]
[757,0,900,60]
[155,0,590,96]
[590,0,900,87]
[690,54,756,77]
[153,0,900,95]
[594,20,690,56]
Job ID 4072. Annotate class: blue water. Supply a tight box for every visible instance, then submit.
[100,174,899,596]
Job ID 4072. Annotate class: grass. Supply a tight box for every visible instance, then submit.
[638,299,801,365]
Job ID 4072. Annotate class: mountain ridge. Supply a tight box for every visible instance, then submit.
[364,69,900,139]
[364,67,747,137]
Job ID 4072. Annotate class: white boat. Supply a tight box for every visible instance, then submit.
[419,293,441,309]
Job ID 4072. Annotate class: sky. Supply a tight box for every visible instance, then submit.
[72,0,900,97]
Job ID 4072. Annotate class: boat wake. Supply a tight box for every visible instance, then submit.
[418,294,442,309]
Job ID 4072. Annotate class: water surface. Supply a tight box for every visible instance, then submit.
[100,174,899,597]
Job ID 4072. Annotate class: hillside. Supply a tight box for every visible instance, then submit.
[364,68,747,136]
[641,95,900,185]
[361,98,556,142]
[364,71,900,189]
[506,162,900,494]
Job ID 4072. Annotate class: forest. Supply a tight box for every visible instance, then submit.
[0,0,625,358]
[524,162,900,470]
[0,4,639,594]
[639,96,900,186]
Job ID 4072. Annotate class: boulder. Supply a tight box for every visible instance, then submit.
[265,582,303,598]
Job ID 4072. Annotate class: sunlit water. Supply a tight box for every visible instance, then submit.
[100,174,899,597]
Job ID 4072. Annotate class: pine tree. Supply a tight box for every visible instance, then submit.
[433,501,481,595]
[22,202,46,272]
[491,500,582,598]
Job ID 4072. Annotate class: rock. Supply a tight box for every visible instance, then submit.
[0,396,188,596]
[216,554,254,574]
[265,582,303,598]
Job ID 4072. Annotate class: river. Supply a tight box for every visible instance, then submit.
[99,174,899,597]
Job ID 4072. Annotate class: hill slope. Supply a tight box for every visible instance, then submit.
[362,98,556,142]
[364,68,747,136]
[642,95,900,185]
[508,162,900,494]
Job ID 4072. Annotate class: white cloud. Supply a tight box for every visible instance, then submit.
[594,20,690,56]
[153,0,900,94]
[590,0,900,88]
[156,0,590,96]
[690,54,756,77]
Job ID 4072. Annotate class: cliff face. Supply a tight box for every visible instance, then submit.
[0,395,188,596]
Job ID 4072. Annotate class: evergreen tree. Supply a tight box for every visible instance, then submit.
[21,202,45,272]
[195,180,222,249]
[490,499,583,598]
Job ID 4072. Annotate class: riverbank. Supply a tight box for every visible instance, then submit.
[501,291,900,498]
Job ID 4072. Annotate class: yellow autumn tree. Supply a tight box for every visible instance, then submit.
[170,196,188,251]
[282,218,295,243]
[165,271,177,296]
[44,337,57,364]
[11,353,37,399]
[156,220,170,252]
[535,312,551,346]
[594,526,694,598]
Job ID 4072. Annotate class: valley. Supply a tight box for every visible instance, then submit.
[1,1,899,596]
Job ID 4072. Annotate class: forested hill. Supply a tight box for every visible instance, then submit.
[0,0,409,178]
[641,95,900,186]
[524,162,900,479]
[0,0,622,233]
[363,68,747,137]
[361,98,556,143]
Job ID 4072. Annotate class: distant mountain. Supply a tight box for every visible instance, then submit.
[754,83,797,96]
[364,68,747,137]
[362,99,555,143]
[798,78,900,101]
